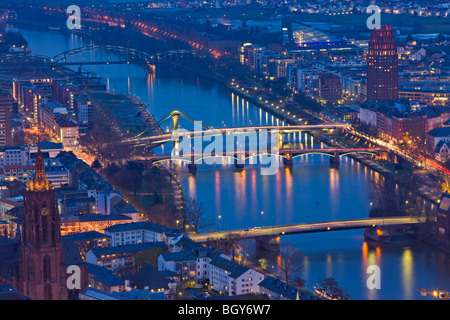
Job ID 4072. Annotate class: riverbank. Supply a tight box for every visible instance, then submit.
[177,63,443,207]
[87,90,164,138]
[86,89,185,217]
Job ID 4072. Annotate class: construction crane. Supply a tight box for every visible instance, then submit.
[418,288,450,300]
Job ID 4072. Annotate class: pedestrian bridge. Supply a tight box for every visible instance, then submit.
[126,122,350,148]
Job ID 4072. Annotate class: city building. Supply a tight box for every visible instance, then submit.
[30,141,64,158]
[437,192,450,243]
[104,221,176,247]
[55,115,79,147]
[209,255,264,296]
[259,276,302,300]
[0,145,30,167]
[366,25,398,101]
[359,99,429,142]
[56,188,97,215]
[192,246,222,286]
[0,90,12,146]
[127,263,177,295]
[13,78,54,119]
[86,241,167,273]
[62,231,110,260]
[13,142,88,300]
[318,73,342,102]
[73,93,94,132]
[60,214,133,236]
[111,199,139,222]
[399,83,450,106]
[158,251,197,286]
[0,198,22,221]
[52,80,79,107]
[425,127,450,160]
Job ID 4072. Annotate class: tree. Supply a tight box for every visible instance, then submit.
[235,239,255,266]
[4,30,28,47]
[104,163,120,177]
[278,242,304,284]
[147,203,177,227]
[370,176,401,217]
[91,158,102,171]
[184,197,212,233]
[292,276,307,289]
[133,246,167,269]
[317,278,350,300]
[224,232,242,261]
[126,161,144,196]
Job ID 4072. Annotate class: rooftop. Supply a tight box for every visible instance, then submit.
[90,241,167,257]
[94,272,125,287]
[427,126,450,137]
[127,263,172,291]
[258,276,299,300]
[104,220,175,234]
[62,231,110,242]
[61,214,133,223]
[160,251,196,262]
[210,256,250,279]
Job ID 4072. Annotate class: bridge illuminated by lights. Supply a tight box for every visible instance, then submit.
[0,46,202,67]
[141,147,382,168]
[127,124,351,149]
[189,216,427,249]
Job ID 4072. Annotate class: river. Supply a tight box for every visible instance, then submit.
[9,25,450,300]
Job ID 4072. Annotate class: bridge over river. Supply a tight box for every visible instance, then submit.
[189,216,427,250]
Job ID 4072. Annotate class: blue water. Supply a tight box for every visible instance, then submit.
[10,25,450,300]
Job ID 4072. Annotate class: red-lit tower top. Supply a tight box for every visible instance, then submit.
[366,25,398,101]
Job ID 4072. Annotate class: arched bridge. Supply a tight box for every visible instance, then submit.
[0,46,202,67]
[134,147,383,171]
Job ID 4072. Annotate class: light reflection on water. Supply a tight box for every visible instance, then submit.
[12,25,450,300]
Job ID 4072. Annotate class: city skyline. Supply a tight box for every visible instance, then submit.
[0,0,449,305]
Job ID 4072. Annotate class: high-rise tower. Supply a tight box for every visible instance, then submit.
[0,90,12,145]
[366,25,398,101]
[16,140,68,300]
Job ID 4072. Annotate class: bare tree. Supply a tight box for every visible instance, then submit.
[278,242,304,284]
[370,175,400,217]
[184,197,212,233]
[224,232,242,261]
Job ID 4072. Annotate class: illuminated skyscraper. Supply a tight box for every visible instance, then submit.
[366,25,398,101]
[0,90,12,145]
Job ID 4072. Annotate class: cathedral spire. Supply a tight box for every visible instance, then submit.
[28,135,51,191]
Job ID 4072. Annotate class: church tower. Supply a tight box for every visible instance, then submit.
[17,140,68,300]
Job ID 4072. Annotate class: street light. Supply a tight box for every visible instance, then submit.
[260,211,264,227]
[218,215,222,230]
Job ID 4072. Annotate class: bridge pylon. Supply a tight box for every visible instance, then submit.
[234,152,245,170]
[255,235,280,252]
[330,151,340,166]
[283,153,293,167]
[188,154,197,174]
